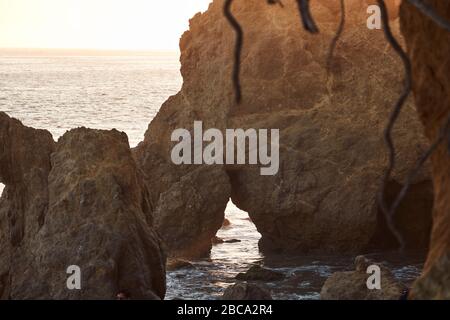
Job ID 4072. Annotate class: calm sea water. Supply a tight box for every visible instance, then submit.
[0,53,181,146]
[0,53,423,300]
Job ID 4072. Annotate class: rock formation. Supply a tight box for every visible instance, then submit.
[167,258,195,271]
[400,0,450,299]
[236,265,285,282]
[0,113,166,299]
[320,256,405,300]
[222,282,273,300]
[134,0,432,257]
[0,112,55,298]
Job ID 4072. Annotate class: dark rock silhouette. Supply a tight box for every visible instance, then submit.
[400,0,450,299]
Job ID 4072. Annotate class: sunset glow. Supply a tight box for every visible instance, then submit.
[0,0,212,51]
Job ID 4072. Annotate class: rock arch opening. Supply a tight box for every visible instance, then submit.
[211,199,262,263]
[0,183,4,197]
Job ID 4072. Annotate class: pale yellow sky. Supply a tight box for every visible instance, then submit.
[0,0,212,51]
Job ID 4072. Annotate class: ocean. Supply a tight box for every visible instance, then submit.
[0,52,423,300]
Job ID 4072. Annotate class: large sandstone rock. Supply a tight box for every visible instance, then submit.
[400,0,450,299]
[320,256,405,300]
[0,113,166,299]
[135,0,432,256]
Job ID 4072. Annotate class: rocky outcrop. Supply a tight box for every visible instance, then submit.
[0,112,55,299]
[400,0,450,299]
[167,258,195,271]
[135,0,432,257]
[320,256,405,300]
[0,113,166,299]
[152,166,230,258]
[236,265,285,282]
[222,282,273,300]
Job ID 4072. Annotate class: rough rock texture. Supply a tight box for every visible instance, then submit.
[0,112,55,299]
[152,166,230,258]
[167,258,195,271]
[236,265,285,282]
[320,256,405,300]
[412,253,450,300]
[400,0,450,299]
[222,282,273,300]
[0,113,166,299]
[135,0,432,256]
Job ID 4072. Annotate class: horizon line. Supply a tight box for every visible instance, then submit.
[0,47,180,56]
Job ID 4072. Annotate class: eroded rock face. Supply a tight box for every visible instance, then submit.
[135,0,432,256]
[0,113,166,299]
[0,112,55,299]
[320,256,405,300]
[153,166,230,258]
[400,0,450,299]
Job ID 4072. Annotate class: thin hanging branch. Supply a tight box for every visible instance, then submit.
[376,0,412,251]
[224,0,243,104]
[267,0,284,7]
[388,115,450,223]
[296,0,319,33]
[326,0,346,72]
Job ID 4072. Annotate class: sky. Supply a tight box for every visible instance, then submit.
[0,0,212,51]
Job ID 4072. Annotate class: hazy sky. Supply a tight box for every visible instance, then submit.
[0,0,212,51]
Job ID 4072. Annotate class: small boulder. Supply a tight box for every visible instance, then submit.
[222,283,273,300]
[236,265,285,282]
[320,256,406,300]
[167,258,195,271]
